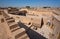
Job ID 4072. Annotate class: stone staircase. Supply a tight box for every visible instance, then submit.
[5,17,29,39]
[1,10,30,39]
[5,17,20,32]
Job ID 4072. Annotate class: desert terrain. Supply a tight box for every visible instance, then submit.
[0,7,60,39]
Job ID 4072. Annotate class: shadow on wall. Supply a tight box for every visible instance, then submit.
[18,21,47,39]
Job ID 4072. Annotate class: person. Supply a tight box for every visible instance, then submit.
[46,20,51,26]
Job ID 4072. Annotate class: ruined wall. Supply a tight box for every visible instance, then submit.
[52,16,60,39]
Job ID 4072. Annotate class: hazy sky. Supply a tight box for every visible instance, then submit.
[0,0,60,7]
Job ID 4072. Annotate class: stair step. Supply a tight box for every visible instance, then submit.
[26,37,30,39]
[9,23,19,29]
[12,28,26,39]
[11,26,20,32]
[9,22,18,26]
[5,17,13,20]
[7,19,15,23]
[18,34,29,39]
[8,21,15,25]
